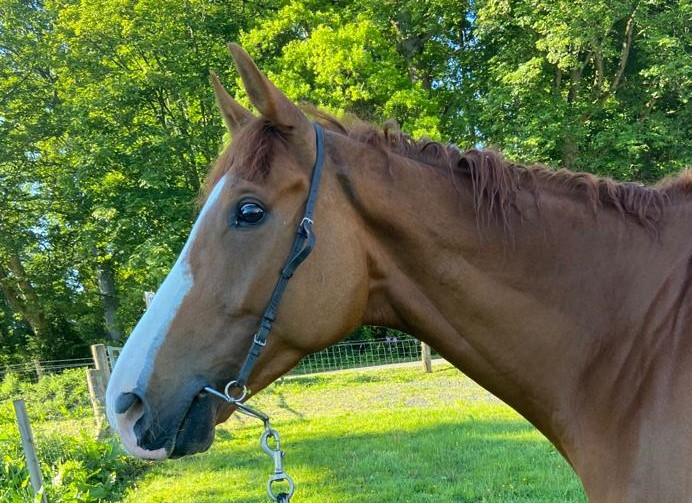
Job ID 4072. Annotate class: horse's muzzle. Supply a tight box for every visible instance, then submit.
[110,388,218,459]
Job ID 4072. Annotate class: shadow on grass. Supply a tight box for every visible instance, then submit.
[148,418,587,503]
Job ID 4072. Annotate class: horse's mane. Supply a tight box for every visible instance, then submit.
[206,110,692,229]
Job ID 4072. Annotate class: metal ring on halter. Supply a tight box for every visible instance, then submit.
[223,380,249,403]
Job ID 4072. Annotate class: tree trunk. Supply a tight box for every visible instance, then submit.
[96,259,123,341]
[0,251,51,353]
[561,130,579,170]
[4,253,50,339]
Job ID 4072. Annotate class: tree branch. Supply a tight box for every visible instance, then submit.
[610,5,638,95]
[581,3,640,122]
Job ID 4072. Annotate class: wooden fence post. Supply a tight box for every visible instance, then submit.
[86,369,109,439]
[13,399,48,503]
[32,359,44,380]
[144,291,155,309]
[89,344,112,438]
[90,344,111,382]
[421,342,432,373]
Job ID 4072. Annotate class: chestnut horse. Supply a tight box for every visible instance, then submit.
[106,44,692,502]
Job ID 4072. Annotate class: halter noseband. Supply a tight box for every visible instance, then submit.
[207,122,326,403]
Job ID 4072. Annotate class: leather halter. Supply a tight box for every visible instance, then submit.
[222,122,326,402]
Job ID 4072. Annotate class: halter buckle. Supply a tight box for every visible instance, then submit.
[253,332,267,347]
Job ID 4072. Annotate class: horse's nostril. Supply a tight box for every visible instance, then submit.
[115,392,140,414]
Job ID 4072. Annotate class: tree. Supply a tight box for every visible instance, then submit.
[469,0,691,179]
[239,0,471,139]
[0,0,688,363]
[0,0,268,361]
[44,0,273,337]
[240,0,689,180]
[0,0,88,361]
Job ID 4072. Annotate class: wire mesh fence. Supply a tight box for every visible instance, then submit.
[2,337,432,382]
[0,367,139,503]
[0,358,95,382]
[291,336,433,375]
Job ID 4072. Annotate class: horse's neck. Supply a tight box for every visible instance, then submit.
[355,153,655,347]
[346,145,690,450]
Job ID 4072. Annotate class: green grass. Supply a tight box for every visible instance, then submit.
[121,364,587,502]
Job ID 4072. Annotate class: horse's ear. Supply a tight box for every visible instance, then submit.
[210,72,253,133]
[227,43,312,139]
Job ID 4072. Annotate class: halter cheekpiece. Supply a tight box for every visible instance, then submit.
[232,122,326,394]
[204,122,326,502]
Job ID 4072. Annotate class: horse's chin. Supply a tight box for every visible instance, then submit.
[168,393,218,458]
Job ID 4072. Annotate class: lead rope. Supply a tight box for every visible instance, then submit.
[204,386,295,502]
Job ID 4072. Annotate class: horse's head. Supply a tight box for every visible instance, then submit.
[105,45,369,459]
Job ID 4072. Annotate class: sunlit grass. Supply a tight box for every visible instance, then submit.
[121,363,586,502]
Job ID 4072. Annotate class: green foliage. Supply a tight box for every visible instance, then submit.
[0,0,88,361]
[0,369,91,421]
[1,426,145,503]
[239,0,466,138]
[43,0,262,338]
[0,0,264,360]
[1,0,689,365]
[0,370,146,502]
[39,433,145,502]
[470,0,691,177]
[240,0,690,178]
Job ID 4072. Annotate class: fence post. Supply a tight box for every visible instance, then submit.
[89,344,112,438]
[144,291,155,309]
[13,399,48,503]
[90,344,111,382]
[421,342,432,373]
[86,369,109,439]
[32,359,44,380]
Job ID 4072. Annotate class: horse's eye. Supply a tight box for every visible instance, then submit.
[234,201,266,227]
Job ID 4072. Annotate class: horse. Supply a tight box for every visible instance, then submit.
[105,44,692,502]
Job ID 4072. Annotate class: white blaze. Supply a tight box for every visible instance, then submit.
[105,175,228,458]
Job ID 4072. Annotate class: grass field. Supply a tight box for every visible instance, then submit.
[120,363,587,502]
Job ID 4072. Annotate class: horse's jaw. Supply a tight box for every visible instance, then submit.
[167,393,218,458]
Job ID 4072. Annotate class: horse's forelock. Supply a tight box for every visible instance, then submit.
[200,119,286,206]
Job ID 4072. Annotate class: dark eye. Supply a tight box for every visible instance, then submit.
[233,201,266,227]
